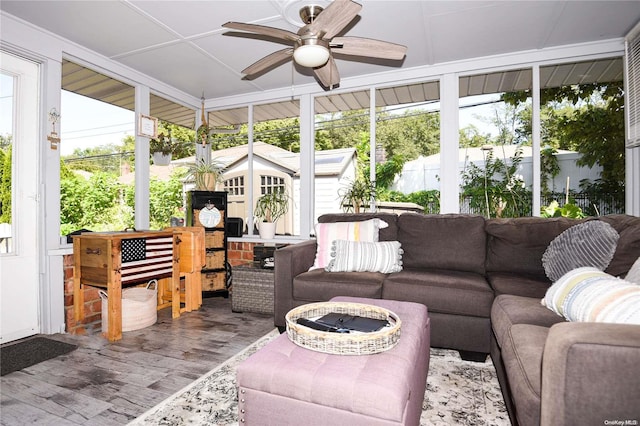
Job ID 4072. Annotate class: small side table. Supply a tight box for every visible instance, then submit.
[232,263,274,314]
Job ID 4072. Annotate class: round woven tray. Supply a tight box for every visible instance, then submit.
[285,302,401,355]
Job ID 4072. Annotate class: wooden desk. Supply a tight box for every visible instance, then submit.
[72,230,179,341]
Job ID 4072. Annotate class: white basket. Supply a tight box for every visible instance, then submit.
[100,280,158,332]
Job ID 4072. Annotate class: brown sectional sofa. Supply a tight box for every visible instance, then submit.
[274,212,640,426]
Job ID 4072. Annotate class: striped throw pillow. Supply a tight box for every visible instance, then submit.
[326,240,403,273]
[310,219,388,270]
[542,267,640,324]
[542,221,619,282]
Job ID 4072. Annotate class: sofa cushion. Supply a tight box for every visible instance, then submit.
[318,213,399,241]
[542,267,640,324]
[501,324,548,426]
[486,272,551,298]
[293,269,384,301]
[382,268,493,318]
[310,219,387,270]
[625,256,640,284]
[542,220,619,282]
[397,213,486,274]
[599,215,640,277]
[326,240,403,273]
[485,217,581,276]
[491,295,564,350]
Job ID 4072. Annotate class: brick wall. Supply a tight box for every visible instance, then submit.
[227,241,258,266]
[63,254,102,335]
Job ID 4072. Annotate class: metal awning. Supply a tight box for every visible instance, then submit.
[63,57,622,128]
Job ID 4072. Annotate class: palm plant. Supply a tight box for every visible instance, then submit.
[186,159,225,191]
[254,189,290,223]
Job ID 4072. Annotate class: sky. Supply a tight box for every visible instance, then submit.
[0,73,499,156]
[0,74,13,136]
[60,90,135,156]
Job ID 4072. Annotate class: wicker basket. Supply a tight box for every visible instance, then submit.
[205,231,224,247]
[231,264,274,314]
[285,302,401,355]
[100,280,157,332]
[205,250,225,269]
[202,271,226,291]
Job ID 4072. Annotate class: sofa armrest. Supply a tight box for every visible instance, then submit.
[273,240,317,327]
[541,322,640,426]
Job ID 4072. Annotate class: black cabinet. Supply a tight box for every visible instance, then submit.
[186,191,229,298]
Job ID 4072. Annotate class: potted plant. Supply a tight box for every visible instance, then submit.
[338,177,374,213]
[254,189,290,239]
[149,131,174,166]
[187,159,225,191]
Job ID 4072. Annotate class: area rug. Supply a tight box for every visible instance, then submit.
[0,336,78,376]
[130,329,510,426]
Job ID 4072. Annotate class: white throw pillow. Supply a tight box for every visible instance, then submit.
[625,257,640,284]
[326,240,403,273]
[542,267,640,324]
[310,219,388,270]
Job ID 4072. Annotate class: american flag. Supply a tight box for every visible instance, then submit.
[120,236,174,284]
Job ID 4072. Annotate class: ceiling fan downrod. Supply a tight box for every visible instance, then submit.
[299,5,324,24]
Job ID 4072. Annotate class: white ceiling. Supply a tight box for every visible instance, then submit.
[2,1,639,126]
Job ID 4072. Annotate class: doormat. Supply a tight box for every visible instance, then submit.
[0,336,77,376]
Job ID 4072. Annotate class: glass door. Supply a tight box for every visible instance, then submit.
[0,51,41,343]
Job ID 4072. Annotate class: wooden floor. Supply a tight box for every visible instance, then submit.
[0,297,276,425]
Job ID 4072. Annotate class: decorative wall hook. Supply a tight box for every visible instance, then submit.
[47,108,61,150]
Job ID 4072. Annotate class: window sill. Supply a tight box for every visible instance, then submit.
[228,235,310,245]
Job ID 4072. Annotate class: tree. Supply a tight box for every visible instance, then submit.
[316,110,369,151]
[376,109,440,160]
[148,174,185,229]
[460,125,492,148]
[0,134,11,150]
[502,82,625,192]
[157,121,196,159]
[0,145,11,223]
[59,161,86,233]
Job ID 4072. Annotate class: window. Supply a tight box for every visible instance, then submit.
[458,69,533,218]
[224,176,244,196]
[260,175,285,195]
[626,23,640,148]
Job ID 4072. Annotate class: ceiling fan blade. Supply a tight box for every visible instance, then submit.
[242,48,294,77]
[313,55,340,89]
[222,22,300,43]
[330,36,407,60]
[307,0,362,39]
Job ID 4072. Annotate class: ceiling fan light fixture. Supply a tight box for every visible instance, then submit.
[293,43,330,68]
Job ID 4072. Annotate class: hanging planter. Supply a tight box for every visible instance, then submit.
[149,129,176,167]
[152,151,172,166]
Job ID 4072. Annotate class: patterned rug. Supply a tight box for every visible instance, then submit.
[130,329,510,426]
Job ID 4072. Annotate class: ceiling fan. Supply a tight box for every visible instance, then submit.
[222,0,407,90]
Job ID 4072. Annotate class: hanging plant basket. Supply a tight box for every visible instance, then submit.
[152,151,172,166]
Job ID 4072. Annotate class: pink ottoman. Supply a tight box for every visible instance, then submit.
[236,296,431,425]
